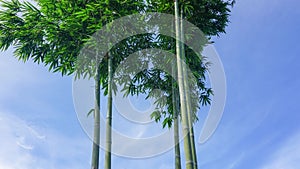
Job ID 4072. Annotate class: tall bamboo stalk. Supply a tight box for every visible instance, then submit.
[174,0,194,168]
[174,115,182,169]
[172,60,182,169]
[105,54,113,169]
[180,11,198,169]
[91,65,101,169]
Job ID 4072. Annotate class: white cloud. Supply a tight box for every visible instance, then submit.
[197,102,272,168]
[0,112,40,169]
[16,136,34,150]
[259,131,300,169]
[0,111,90,169]
[227,152,245,169]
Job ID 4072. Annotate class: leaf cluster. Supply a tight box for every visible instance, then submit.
[0,0,145,75]
[146,0,235,36]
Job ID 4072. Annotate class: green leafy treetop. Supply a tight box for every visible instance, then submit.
[0,1,146,169]
[0,0,145,76]
[147,0,235,36]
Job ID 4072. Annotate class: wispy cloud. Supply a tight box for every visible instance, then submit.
[227,152,245,169]
[258,131,300,169]
[0,111,41,169]
[0,111,90,169]
[196,100,273,168]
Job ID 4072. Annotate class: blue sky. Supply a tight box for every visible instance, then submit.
[1,0,300,168]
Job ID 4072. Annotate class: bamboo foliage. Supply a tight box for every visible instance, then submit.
[0,1,145,169]
[0,1,234,169]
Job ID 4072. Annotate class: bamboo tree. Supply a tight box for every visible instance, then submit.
[120,35,212,169]
[1,1,235,169]
[172,60,182,169]
[105,53,113,169]
[0,1,145,169]
[146,2,235,168]
[179,8,198,169]
[92,65,101,169]
[174,0,193,168]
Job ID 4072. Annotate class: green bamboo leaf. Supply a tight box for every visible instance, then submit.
[87,108,95,117]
